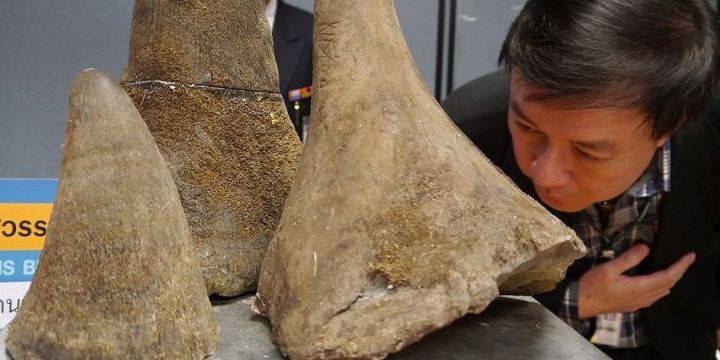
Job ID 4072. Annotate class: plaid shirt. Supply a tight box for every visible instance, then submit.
[558,142,671,348]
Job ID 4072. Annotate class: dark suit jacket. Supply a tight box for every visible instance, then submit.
[443,70,720,360]
[272,0,313,131]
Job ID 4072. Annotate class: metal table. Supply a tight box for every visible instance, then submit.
[1,295,609,359]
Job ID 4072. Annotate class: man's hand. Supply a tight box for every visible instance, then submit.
[578,244,695,319]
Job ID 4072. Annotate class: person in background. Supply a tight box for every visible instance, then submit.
[265,0,313,140]
[443,0,720,359]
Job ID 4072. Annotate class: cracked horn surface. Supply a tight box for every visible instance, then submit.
[123,0,279,92]
[121,0,303,296]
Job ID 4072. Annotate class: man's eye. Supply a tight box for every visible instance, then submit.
[575,147,607,161]
[515,120,538,132]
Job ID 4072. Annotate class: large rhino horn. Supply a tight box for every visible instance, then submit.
[255,0,587,359]
[6,69,217,359]
[122,0,303,296]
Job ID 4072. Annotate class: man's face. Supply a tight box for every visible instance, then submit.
[508,71,668,213]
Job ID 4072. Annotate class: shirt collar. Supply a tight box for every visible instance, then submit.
[265,0,278,30]
[627,141,672,198]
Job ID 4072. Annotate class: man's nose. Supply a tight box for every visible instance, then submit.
[529,146,571,189]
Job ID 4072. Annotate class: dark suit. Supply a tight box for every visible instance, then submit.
[272,0,313,136]
[443,70,720,359]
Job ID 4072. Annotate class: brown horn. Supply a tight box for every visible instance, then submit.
[122,0,303,296]
[254,1,587,359]
[5,69,217,359]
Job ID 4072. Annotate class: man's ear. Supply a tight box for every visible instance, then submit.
[655,116,688,147]
[655,134,671,148]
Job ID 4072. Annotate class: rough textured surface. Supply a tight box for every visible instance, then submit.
[124,83,301,296]
[254,1,587,359]
[123,0,278,92]
[5,69,217,359]
[122,0,303,296]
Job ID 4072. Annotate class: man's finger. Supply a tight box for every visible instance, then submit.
[610,243,650,274]
[630,252,696,292]
[664,252,696,283]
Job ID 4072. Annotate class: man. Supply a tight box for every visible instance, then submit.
[443,0,720,359]
[265,0,313,139]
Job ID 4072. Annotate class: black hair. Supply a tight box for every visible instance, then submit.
[499,0,720,138]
